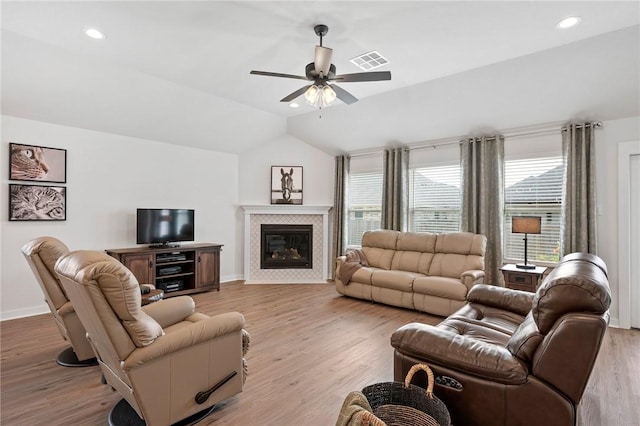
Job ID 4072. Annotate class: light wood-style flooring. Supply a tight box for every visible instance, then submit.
[1,282,639,425]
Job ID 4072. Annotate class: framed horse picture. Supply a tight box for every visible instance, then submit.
[271,166,303,205]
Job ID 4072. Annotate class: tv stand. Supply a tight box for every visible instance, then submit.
[105,243,222,297]
[148,243,181,249]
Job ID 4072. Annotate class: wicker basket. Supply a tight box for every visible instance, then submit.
[361,364,451,426]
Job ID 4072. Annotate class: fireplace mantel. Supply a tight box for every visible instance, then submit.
[241,205,333,216]
[241,205,332,283]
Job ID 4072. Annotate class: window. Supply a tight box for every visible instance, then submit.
[347,171,383,246]
[504,156,564,263]
[409,164,461,233]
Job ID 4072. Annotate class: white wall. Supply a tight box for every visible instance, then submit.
[238,133,335,206]
[237,133,335,275]
[1,115,240,320]
[594,116,640,326]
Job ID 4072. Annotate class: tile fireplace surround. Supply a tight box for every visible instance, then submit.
[241,205,333,284]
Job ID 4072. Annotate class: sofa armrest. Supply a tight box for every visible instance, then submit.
[391,322,527,384]
[141,296,195,328]
[140,283,156,292]
[460,269,485,290]
[467,284,534,316]
[57,300,76,317]
[123,311,245,369]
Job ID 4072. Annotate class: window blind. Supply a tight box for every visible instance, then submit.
[347,171,383,246]
[504,156,564,263]
[409,164,461,233]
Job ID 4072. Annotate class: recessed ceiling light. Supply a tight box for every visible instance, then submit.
[85,28,105,39]
[289,102,300,108]
[556,16,581,29]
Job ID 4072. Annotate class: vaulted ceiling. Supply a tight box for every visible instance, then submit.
[2,1,639,155]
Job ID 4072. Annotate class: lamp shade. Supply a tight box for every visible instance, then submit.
[512,216,542,234]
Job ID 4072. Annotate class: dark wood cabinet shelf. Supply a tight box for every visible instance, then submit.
[106,243,222,297]
[500,264,547,293]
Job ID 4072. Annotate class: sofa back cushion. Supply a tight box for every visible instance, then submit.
[428,232,486,278]
[362,230,399,270]
[391,232,437,274]
[532,253,611,334]
[56,250,164,351]
[21,236,71,308]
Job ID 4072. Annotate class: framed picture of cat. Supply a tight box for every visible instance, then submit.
[9,184,66,221]
[9,143,67,183]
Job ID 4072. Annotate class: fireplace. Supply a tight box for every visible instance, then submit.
[261,224,313,269]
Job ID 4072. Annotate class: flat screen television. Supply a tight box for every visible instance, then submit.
[136,208,194,247]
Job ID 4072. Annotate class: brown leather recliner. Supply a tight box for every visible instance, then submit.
[55,250,250,426]
[391,253,611,426]
[21,237,97,366]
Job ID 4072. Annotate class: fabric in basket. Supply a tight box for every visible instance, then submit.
[336,391,386,426]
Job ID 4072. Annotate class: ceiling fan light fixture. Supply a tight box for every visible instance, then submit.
[321,85,336,105]
[304,85,320,105]
[304,84,337,108]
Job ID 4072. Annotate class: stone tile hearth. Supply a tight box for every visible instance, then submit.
[241,205,332,284]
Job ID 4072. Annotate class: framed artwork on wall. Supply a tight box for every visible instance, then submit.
[9,142,67,183]
[9,184,67,221]
[271,166,303,205]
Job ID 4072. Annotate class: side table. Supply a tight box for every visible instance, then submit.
[500,264,547,292]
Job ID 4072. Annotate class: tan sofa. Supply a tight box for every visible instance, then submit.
[335,230,487,316]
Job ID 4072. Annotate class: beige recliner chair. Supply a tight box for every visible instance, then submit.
[21,237,97,367]
[55,250,250,426]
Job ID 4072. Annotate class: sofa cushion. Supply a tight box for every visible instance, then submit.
[449,304,525,335]
[438,317,512,347]
[391,251,435,275]
[371,270,423,291]
[396,231,437,252]
[412,276,467,301]
[390,232,437,275]
[429,232,486,278]
[361,230,399,270]
[349,266,376,285]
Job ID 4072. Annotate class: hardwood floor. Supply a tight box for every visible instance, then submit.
[1,282,638,426]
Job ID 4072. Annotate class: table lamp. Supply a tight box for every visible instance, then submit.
[512,216,542,270]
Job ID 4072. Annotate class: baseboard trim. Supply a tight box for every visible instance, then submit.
[1,305,49,321]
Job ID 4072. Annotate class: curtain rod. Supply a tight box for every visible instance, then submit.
[352,121,604,154]
[408,121,604,151]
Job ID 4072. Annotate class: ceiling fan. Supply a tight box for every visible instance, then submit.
[250,24,391,107]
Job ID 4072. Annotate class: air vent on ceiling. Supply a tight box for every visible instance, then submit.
[350,50,389,71]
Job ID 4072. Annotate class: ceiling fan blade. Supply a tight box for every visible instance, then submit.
[314,46,333,76]
[250,70,310,81]
[280,85,312,102]
[332,71,392,82]
[331,84,358,105]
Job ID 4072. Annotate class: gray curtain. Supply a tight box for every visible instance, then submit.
[561,123,597,255]
[381,148,409,231]
[461,136,505,285]
[332,155,349,279]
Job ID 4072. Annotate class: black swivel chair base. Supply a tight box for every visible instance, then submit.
[108,399,218,426]
[56,346,98,367]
